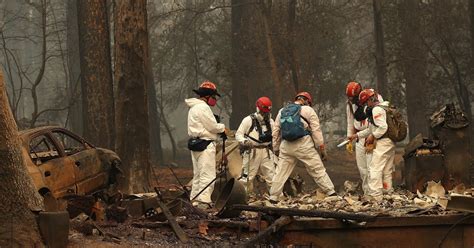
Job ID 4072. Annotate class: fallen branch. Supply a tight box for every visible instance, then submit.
[244,216,292,247]
[232,204,376,222]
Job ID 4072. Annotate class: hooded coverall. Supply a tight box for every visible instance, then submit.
[269,104,335,201]
[185,98,225,204]
[235,112,275,193]
[346,94,383,195]
[356,101,395,197]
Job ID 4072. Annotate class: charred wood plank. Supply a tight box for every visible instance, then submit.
[154,187,189,243]
[244,216,292,248]
[231,204,376,222]
[207,220,250,229]
[93,223,122,241]
[132,222,169,229]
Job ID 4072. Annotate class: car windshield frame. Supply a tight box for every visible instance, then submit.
[25,127,96,163]
[28,132,62,165]
[50,130,89,156]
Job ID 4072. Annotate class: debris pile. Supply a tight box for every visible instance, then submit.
[404,103,473,192]
[244,180,474,218]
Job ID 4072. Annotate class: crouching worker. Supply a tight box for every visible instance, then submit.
[345,81,383,195]
[269,92,336,203]
[185,81,226,208]
[349,89,401,198]
[236,97,276,195]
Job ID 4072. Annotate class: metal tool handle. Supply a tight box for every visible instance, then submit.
[337,139,350,148]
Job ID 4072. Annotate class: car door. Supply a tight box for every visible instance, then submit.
[50,130,106,195]
[28,133,77,197]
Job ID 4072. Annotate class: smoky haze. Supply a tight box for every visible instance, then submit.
[1,0,473,166]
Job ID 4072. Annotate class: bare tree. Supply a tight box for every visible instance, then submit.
[0,70,44,246]
[27,0,51,128]
[114,0,152,193]
[2,0,75,129]
[77,0,115,149]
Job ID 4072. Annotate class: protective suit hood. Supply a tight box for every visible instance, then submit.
[185,98,206,108]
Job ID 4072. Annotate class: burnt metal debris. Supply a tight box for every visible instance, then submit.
[20,126,122,216]
[215,178,248,218]
[446,195,474,213]
[404,103,472,192]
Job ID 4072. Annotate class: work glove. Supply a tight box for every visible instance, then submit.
[364,134,375,146]
[346,141,354,154]
[318,144,328,161]
[348,134,358,142]
[365,140,377,154]
[219,132,227,140]
[219,128,230,140]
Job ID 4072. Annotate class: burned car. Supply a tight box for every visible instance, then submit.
[20,126,122,200]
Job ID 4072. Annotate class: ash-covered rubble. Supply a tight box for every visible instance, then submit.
[243,180,474,218]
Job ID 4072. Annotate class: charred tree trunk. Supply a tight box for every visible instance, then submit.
[147,59,163,165]
[0,70,44,246]
[470,0,474,90]
[399,0,429,138]
[66,0,83,135]
[230,0,251,129]
[77,0,115,149]
[469,0,474,154]
[114,0,151,193]
[373,0,388,97]
[287,0,300,94]
[260,0,283,110]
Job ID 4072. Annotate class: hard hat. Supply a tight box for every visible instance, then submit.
[193,80,221,97]
[346,81,362,97]
[358,89,376,105]
[295,91,313,105]
[256,96,272,113]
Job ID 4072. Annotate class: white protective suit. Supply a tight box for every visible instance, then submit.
[185,98,225,203]
[270,104,335,201]
[356,101,395,197]
[346,94,383,195]
[235,112,275,193]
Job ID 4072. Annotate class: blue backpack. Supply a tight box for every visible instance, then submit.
[280,103,310,141]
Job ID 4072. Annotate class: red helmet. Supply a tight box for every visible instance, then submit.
[358,89,376,105]
[256,97,272,113]
[295,92,312,105]
[346,81,361,97]
[194,80,221,97]
[199,81,217,90]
